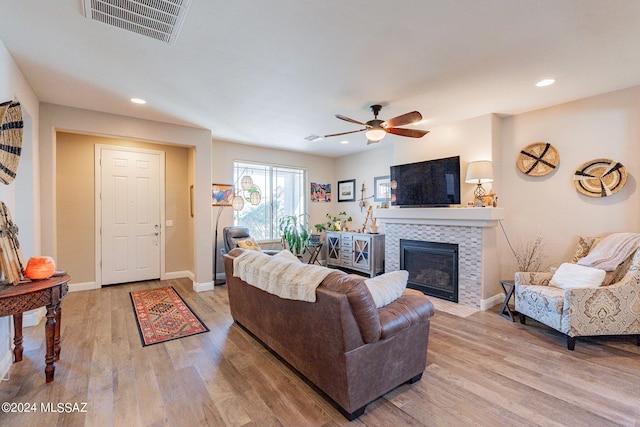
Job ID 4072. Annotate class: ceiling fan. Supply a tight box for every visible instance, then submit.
[324,104,429,144]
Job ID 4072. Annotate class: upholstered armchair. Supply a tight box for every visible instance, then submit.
[222,226,280,255]
[515,235,640,350]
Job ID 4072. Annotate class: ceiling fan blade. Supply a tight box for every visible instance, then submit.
[386,127,429,138]
[383,111,423,128]
[324,128,367,138]
[335,114,370,127]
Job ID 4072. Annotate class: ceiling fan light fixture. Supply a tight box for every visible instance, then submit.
[365,127,386,142]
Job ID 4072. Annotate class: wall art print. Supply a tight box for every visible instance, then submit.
[338,179,356,202]
[212,184,234,206]
[311,182,331,202]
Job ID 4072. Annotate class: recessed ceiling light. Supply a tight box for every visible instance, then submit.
[535,79,556,87]
[130,98,147,104]
[340,140,349,145]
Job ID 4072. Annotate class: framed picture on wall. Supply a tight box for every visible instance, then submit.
[311,182,331,202]
[337,179,356,202]
[374,175,391,202]
[212,184,234,206]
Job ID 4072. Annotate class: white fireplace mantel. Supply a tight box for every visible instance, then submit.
[376,206,505,310]
[375,207,505,227]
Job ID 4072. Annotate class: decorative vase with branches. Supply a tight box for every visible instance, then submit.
[500,223,548,272]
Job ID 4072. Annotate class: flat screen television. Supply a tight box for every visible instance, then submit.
[390,156,461,207]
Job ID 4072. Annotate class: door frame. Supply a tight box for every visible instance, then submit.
[94,144,166,287]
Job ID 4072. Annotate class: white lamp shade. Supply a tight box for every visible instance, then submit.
[240,175,253,191]
[249,191,261,205]
[465,160,494,184]
[232,195,245,211]
[365,128,386,142]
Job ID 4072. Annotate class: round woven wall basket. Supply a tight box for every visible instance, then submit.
[573,158,627,198]
[0,100,24,185]
[517,142,559,176]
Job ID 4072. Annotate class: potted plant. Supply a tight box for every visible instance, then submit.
[278,214,310,255]
[322,211,352,232]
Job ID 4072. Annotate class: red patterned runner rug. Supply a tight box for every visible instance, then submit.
[130,286,209,346]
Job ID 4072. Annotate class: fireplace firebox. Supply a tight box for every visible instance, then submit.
[400,239,459,302]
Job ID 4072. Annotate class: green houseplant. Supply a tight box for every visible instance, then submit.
[315,211,353,232]
[278,214,310,255]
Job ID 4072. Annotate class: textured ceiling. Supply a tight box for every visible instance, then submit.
[1,0,640,156]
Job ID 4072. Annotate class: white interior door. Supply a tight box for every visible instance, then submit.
[100,148,161,285]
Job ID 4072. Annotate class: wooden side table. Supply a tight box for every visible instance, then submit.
[0,274,70,382]
[304,243,323,265]
[499,280,516,322]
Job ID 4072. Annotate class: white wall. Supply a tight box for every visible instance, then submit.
[499,85,640,277]
[334,143,394,232]
[0,39,40,379]
[39,104,214,291]
[211,139,336,275]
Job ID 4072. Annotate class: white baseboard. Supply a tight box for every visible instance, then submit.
[22,307,46,327]
[165,270,194,280]
[0,347,12,381]
[193,280,214,292]
[69,281,100,292]
[481,293,504,311]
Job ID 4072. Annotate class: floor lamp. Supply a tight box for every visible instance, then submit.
[213,205,228,285]
[212,176,261,285]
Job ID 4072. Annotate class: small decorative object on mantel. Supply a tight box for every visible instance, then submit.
[0,99,24,185]
[478,190,497,207]
[517,142,559,177]
[573,158,627,198]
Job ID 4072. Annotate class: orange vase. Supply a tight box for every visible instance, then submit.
[24,256,56,280]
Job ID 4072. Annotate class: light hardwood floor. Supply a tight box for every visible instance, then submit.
[1,278,639,426]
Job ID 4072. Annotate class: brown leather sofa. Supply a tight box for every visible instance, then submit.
[224,248,435,420]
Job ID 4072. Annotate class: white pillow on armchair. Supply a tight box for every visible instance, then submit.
[550,262,606,289]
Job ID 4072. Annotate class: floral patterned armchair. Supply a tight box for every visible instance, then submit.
[515,236,640,350]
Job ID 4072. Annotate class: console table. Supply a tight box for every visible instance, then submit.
[0,274,70,383]
[325,231,384,277]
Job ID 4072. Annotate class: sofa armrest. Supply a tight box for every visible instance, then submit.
[378,293,435,339]
[515,271,553,287]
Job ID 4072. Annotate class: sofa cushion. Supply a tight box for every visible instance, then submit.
[365,271,408,308]
[237,238,262,251]
[550,262,605,289]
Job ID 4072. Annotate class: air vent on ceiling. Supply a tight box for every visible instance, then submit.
[82,0,192,44]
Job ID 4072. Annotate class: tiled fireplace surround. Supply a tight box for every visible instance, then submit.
[376,207,505,310]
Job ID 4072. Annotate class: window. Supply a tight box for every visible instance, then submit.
[233,161,306,241]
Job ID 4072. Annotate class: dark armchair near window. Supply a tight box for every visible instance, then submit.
[222,226,281,255]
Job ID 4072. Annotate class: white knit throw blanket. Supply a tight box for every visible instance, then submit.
[577,232,640,271]
[232,250,335,302]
